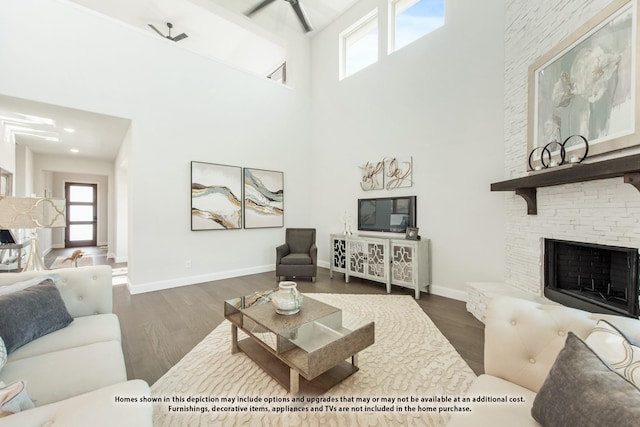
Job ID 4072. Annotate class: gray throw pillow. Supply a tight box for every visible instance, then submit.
[0,279,73,354]
[531,332,640,427]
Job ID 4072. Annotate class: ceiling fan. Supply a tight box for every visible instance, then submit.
[245,0,313,33]
[148,22,188,42]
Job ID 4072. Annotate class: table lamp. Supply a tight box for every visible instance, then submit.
[0,196,66,271]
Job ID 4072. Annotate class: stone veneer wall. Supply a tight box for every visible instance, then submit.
[502,0,640,296]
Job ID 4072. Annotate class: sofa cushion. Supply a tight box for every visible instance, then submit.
[281,253,312,265]
[0,274,60,296]
[0,341,127,406]
[531,332,640,427]
[445,374,538,427]
[0,266,114,318]
[0,380,152,427]
[7,314,121,363]
[586,319,640,386]
[0,279,73,354]
[484,297,597,393]
[0,380,34,418]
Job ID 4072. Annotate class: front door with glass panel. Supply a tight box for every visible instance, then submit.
[65,183,97,247]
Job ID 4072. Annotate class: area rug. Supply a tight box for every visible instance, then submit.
[50,255,94,269]
[151,294,476,426]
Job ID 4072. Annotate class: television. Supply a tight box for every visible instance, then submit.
[0,229,16,244]
[358,196,416,233]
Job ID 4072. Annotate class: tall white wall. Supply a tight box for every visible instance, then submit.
[14,144,35,197]
[0,0,311,293]
[310,0,507,299]
[112,126,131,263]
[502,0,640,295]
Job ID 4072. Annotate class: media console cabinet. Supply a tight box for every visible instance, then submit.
[329,234,431,299]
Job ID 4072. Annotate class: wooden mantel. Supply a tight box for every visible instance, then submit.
[491,154,640,215]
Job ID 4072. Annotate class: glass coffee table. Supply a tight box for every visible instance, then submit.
[224,291,375,395]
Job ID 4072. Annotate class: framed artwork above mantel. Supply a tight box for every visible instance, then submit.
[527,0,640,170]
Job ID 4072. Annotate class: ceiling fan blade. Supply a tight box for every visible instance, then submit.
[245,0,278,17]
[288,0,313,32]
[147,24,166,38]
[172,33,188,42]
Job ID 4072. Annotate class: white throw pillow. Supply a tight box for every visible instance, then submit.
[0,380,34,418]
[0,337,6,371]
[586,319,640,386]
[0,274,60,296]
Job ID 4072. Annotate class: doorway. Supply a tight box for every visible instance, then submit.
[65,183,98,247]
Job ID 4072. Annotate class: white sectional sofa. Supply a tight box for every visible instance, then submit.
[447,296,640,427]
[0,266,152,426]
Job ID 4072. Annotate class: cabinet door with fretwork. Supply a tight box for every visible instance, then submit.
[329,235,347,278]
[391,239,430,299]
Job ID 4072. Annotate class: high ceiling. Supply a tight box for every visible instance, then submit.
[1,0,358,162]
[67,0,360,65]
[210,0,359,33]
[0,95,131,162]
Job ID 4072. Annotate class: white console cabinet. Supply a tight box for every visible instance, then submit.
[330,234,430,299]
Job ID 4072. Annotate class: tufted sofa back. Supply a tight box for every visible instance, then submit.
[0,265,113,317]
[484,297,640,393]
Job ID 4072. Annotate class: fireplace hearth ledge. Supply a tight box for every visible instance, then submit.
[467,282,555,323]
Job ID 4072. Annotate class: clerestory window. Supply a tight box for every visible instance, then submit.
[389,0,445,53]
[339,9,379,80]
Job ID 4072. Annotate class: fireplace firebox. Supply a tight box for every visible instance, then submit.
[544,239,640,318]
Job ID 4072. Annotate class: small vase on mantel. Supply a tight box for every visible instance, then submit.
[271,281,303,315]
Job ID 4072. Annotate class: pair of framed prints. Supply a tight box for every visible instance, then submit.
[191,161,283,231]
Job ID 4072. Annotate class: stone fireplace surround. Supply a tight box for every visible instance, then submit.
[467,175,640,323]
[467,177,640,323]
[464,0,640,323]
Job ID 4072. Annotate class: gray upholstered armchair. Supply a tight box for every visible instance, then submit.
[275,228,317,282]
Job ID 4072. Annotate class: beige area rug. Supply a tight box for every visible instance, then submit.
[151,294,476,426]
[50,255,94,269]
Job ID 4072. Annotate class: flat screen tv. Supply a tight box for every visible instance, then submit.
[0,229,16,244]
[358,196,416,233]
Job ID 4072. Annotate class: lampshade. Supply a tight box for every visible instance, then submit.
[0,197,66,229]
[0,196,66,271]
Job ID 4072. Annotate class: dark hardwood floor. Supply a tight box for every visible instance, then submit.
[46,248,485,385]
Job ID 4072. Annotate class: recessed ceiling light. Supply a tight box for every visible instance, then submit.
[63,127,75,133]
[70,148,79,153]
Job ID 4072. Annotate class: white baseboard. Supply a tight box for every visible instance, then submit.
[107,252,127,263]
[320,259,468,302]
[429,284,468,302]
[128,264,275,295]
[126,262,468,303]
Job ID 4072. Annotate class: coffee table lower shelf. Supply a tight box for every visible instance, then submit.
[236,337,359,396]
